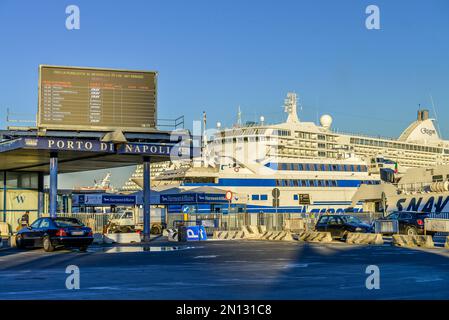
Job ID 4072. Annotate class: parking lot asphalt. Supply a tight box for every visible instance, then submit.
[1,238,449,300]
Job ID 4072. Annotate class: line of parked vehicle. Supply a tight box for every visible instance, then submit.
[12,211,436,252]
[314,211,435,240]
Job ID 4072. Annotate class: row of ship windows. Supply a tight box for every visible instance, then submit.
[274,163,368,172]
[356,146,439,160]
[251,194,268,201]
[277,130,338,143]
[217,136,270,143]
[220,130,335,142]
[275,179,380,187]
[251,194,307,201]
[350,137,445,154]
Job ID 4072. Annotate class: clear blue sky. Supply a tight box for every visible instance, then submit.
[1,0,448,187]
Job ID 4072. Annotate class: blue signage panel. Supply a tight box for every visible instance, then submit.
[0,137,116,153]
[37,138,115,152]
[160,193,229,204]
[0,137,198,163]
[102,195,136,205]
[186,226,207,241]
[198,193,228,203]
[73,194,136,206]
[160,193,197,204]
[167,205,182,213]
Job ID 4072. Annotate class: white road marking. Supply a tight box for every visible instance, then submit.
[282,263,309,268]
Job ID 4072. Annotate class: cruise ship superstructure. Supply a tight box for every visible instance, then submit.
[122,93,449,214]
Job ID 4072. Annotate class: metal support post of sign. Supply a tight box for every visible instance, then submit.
[49,152,58,218]
[37,172,44,218]
[227,199,231,231]
[143,156,151,242]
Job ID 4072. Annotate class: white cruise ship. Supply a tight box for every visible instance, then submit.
[121,93,449,214]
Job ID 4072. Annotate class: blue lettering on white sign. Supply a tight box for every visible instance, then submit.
[396,196,449,213]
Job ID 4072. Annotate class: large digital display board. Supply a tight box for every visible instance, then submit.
[38,65,157,131]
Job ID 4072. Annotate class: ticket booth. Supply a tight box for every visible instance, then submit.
[1,171,43,232]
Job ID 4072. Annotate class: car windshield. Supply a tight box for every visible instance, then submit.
[53,218,84,227]
[341,216,363,224]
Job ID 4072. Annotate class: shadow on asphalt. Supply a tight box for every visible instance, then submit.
[2,239,449,299]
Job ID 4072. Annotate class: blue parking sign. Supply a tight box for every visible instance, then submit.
[186,226,208,241]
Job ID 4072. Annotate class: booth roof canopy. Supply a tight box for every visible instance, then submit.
[0,129,194,174]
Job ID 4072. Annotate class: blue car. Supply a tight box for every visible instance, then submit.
[16,217,94,252]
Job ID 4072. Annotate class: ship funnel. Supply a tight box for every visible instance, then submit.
[417,109,429,121]
[284,92,300,123]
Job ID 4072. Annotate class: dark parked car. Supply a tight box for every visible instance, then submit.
[379,211,434,236]
[315,214,373,239]
[16,217,94,252]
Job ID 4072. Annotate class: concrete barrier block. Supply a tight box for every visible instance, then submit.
[248,225,260,234]
[268,232,278,240]
[258,225,267,234]
[233,231,245,239]
[218,231,227,240]
[277,231,294,241]
[346,233,384,245]
[227,231,237,240]
[104,232,141,244]
[164,228,179,241]
[213,231,227,240]
[242,226,262,239]
[261,231,274,240]
[92,233,104,244]
[0,222,10,238]
[212,231,245,240]
[258,231,294,241]
[241,226,251,235]
[299,231,332,243]
[168,231,179,242]
[392,235,434,248]
[8,236,16,248]
[243,231,260,239]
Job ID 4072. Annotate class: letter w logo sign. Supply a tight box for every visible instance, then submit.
[15,195,25,204]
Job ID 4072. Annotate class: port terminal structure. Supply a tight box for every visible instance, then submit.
[0,127,198,241]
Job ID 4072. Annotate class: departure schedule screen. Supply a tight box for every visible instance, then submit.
[38,66,157,131]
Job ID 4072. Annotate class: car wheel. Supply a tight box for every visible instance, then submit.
[151,225,162,235]
[79,246,88,252]
[16,235,25,249]
[405,226,418,236]
[43,237,55,252]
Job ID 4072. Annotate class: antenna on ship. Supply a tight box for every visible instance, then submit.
[284,92,300,123]
[237,105,242,126]
[429,94,442,139]
[202,111,207,166]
